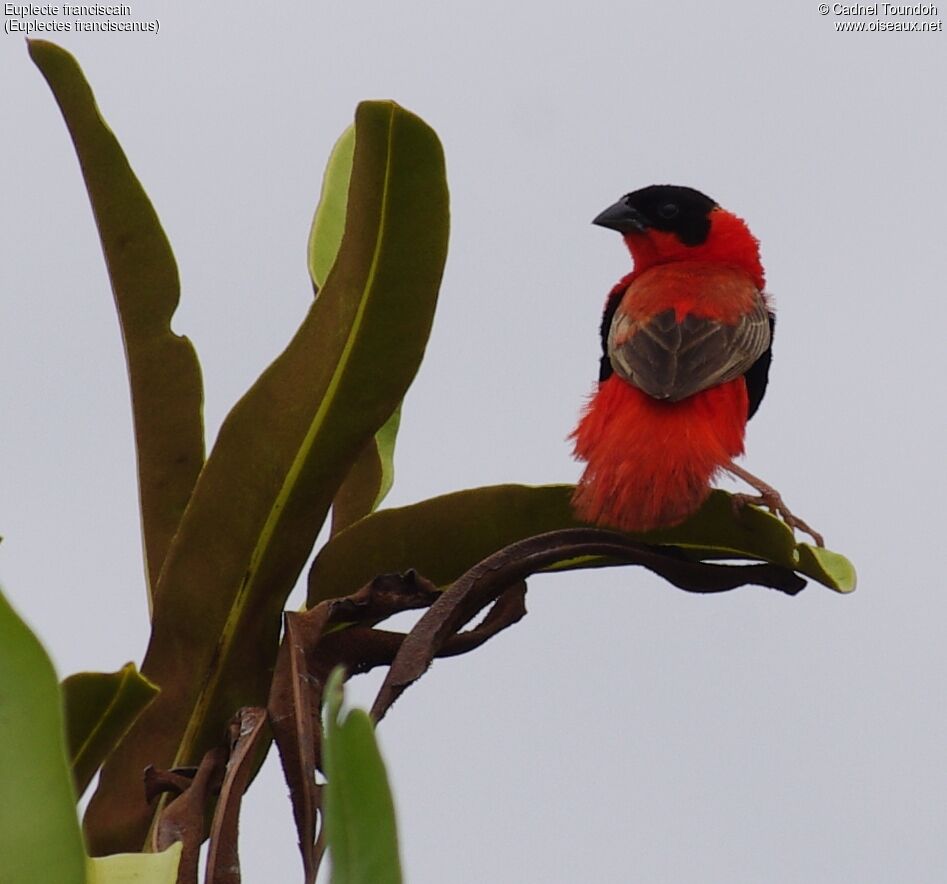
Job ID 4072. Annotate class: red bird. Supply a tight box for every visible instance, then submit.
[571,185,823,545]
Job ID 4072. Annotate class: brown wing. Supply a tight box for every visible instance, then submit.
[607,298,771,402]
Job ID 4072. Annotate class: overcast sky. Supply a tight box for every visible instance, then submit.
[3,2,947,882]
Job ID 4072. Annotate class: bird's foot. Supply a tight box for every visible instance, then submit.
[730,489,825,548]
[725,461,825,547]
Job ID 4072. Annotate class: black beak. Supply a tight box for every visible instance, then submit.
[592,199,648,234]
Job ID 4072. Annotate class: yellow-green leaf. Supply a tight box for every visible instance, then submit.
[308,124,356,291]
[87,843,183,884]
[796,544,857,593]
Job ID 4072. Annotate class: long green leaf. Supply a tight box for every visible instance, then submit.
[85,100,449,853]
[308,485,856,606]
[29,40,205,600]
[0,587,85,884]
[62,664,159,797]
[324,669,402,884]
[87,844,183,884]
[310,128,403,534]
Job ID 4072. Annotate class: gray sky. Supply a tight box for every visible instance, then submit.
[3,2,946,881]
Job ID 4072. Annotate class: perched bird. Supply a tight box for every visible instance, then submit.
[571,184,823,545]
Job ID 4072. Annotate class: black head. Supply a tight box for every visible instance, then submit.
[592,185,718,247]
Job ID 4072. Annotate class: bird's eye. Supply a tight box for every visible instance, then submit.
[657,202,679,219]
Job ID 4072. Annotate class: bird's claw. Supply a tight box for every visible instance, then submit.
[730,490,825,548]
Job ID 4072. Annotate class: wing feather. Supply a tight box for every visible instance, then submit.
[607,297,771,401]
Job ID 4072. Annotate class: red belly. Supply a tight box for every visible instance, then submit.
[571,373,749,531]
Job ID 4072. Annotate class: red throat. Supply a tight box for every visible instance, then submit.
[623,209,765,290]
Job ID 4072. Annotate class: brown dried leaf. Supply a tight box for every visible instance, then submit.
[371,528,804,720]
[152,746,226,884]
[205,707,268,884]
[267,614,323,884]
[267,573,436,882]
[268,569,516,883]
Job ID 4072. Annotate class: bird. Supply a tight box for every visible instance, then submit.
[570,184,823,546]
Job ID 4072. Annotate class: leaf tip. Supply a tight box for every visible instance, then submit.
[26,37,60,60]
[796,543,858,593]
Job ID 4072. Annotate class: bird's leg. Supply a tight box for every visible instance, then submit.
[724,461,825,547]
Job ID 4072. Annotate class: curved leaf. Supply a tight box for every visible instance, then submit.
[86,100,449,853]
[324,669,402,884]
[87,843,183,884]
[0,587,85,884]
[28,40,205,599]
[308,124,356,292]
[62,664,159,797]
[308,485,856,607]
[796,544,857,593]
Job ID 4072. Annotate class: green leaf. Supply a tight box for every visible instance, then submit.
[332,406,402,535]
[308,485,856,607]
[308,124,356,291]
[61,664,159,797]
[85,100,449,853]
[323,669,402,884]
[28,40,205,601]
[635,492,857,592]
[310,484,580,606]
[796,544,857,593]
[86,843,183,884]
[0,586,85,884]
